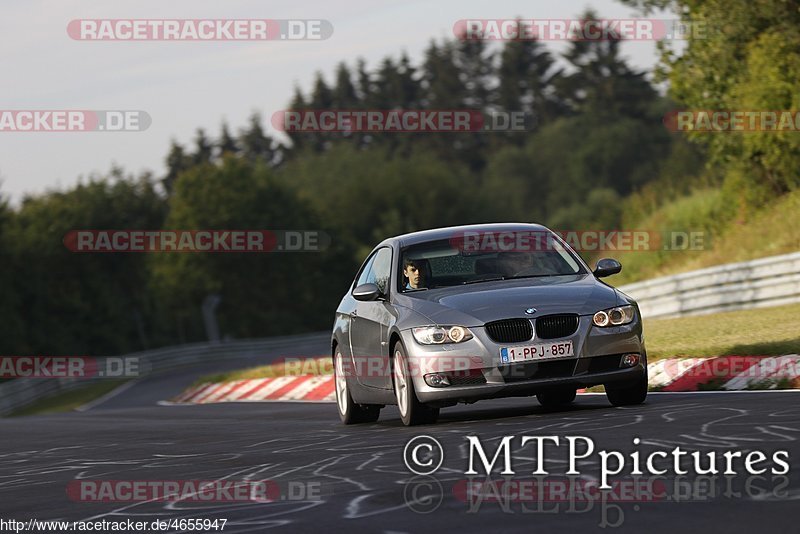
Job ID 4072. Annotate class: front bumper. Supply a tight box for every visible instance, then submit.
[400,315,645,404]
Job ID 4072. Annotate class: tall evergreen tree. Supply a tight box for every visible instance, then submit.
[497,28,564,131]
[332,62,359,108]
[239,113,274,163]
[218,122,239,158]
[355,58,373,107]
[192,129,213,165]
[420,40,465,109]
[555,10,657,119]
[164,140,190,195]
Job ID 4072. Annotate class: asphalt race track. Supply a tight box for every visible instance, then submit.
[2,338,800,533]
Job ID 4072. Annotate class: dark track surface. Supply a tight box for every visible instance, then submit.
[2,338,799,532]
[91,333,331,411]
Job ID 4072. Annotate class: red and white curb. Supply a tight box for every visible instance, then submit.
[648,355,800,391]
[169,354,800,405]
[172,376,335,404]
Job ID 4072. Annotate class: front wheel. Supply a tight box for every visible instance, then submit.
[606,374,648,406]
[334,349,381,424]
[393,344,439,426]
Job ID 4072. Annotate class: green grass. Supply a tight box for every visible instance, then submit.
[606,188,800,285]
[644,302,800,360]
[8,379,129,417]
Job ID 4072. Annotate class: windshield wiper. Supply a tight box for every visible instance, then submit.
[462,276,505,285]
[507,274,566,280]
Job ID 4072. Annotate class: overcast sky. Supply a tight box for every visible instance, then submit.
[0,0,676,203]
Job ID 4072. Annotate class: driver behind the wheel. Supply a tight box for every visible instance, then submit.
[498,252,531,277]
[403,257,427,290]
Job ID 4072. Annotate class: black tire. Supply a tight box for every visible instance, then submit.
[536,387,577,409]
[334,349,381,424]
[392,343,439,426]
[606,374,648,406]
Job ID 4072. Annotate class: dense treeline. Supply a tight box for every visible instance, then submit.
[622,0,800,201]
[5,3,793,356]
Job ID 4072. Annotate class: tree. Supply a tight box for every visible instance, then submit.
[332,62,359,108]
[276,144,484,261]
[355,58,373,106]
[497,28,564,133]
[0,186,25,352]
[218,122,239,158]
[239,113,275,164]
[284,87,309,153]
[163,140,191,195]
[555,9,657,120]
[420,40,465,109]
[192,128,213,165]
[151,158,336,339]
[623,0,800,194]
[6,173,167,354]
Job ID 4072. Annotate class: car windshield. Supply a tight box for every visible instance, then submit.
[398,232,585,292]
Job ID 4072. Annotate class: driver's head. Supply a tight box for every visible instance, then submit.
[403,258,424,289]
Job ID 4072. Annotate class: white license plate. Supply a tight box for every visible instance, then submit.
[500,341,574,364]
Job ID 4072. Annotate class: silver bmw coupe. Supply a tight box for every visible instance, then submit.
[331,223,647,426]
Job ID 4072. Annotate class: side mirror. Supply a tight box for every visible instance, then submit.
[593,258,622,278]
[352,283,381,301]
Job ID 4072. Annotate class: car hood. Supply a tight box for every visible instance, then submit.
[397,274,623,327]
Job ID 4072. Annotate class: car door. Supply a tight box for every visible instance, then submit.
[349,246,394,390]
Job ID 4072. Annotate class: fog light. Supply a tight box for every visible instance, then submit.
[424,373,451,388]
[621,353,640,367]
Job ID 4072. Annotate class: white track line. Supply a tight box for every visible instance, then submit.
[75,380,139,412]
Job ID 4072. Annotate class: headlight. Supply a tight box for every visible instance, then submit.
[412,325,474,344]
[593,305,635,327]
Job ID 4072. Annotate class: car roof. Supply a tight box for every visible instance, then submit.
[380,223,551,248]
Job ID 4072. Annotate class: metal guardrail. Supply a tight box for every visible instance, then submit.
[618,251,800,319]
[0,332,330,416]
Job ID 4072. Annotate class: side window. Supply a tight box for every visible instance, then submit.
[370,247,392,295]
[354,253,378,288]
